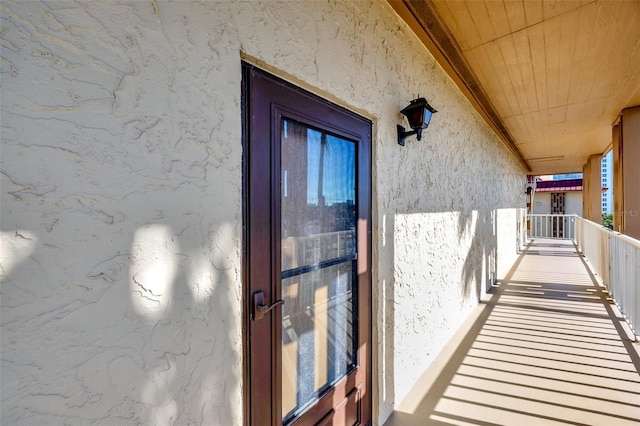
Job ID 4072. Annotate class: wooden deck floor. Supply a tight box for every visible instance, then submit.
[384,238,640,426]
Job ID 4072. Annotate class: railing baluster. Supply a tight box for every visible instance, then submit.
[527,214,578,240]
[527,214,639,340]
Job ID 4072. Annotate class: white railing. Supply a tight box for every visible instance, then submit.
[527,214,639,339]
[281,230,355,272]
[575,217,640,340]
[528,214,577,239]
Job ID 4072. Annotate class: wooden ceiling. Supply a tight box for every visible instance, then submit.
[390,0,640,175]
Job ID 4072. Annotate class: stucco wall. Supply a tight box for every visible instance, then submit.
[1,1,525,425]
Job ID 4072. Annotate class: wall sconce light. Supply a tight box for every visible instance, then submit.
[525,182,536,195]
[397,97,437,146]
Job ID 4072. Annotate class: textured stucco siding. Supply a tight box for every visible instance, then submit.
[1,1,525,425]
[1,2,243,425]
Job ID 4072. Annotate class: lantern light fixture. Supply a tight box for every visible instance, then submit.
[397,97,437,146]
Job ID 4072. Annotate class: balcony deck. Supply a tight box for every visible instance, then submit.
[385,238,640,426]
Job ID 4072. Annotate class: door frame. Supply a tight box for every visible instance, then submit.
[241,62,372,425]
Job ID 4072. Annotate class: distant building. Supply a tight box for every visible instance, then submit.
[533,178,583,216]
[553,173,582,180]
[601,151,613,213]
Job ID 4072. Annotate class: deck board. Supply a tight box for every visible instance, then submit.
[385,238,640,426]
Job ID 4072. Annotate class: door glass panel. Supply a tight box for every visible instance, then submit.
[280,119,357,423]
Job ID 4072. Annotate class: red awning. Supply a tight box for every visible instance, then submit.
[535,186,607,192]
[536,186,582,192]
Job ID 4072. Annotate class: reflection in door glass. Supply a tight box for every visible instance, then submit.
[280,119,357,423]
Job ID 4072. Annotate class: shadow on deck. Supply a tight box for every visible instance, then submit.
[384,238,640,426]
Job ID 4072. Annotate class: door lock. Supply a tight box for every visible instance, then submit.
[252,291,285,321]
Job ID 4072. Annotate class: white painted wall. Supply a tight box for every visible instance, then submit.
[533,193,552,214]
[1,1,525,424]
[565,192,583,216]
[532,192,582,216]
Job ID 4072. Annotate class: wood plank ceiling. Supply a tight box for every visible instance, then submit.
[391,0,640,175]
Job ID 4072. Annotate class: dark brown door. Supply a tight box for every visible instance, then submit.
[243,64,372,426]
[551,192,565,237]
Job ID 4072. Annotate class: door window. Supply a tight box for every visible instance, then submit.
[280,119,358,422]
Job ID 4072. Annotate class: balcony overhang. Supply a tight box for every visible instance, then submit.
[388,0,640,175]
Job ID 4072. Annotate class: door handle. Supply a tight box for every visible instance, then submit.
[252,291,285,321]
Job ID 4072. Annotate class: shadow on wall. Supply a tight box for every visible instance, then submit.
[126,221,239,424]
[380,205,514,417]
[0,1,243,423]
[1,214,240,424]
[459,208,497,304]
